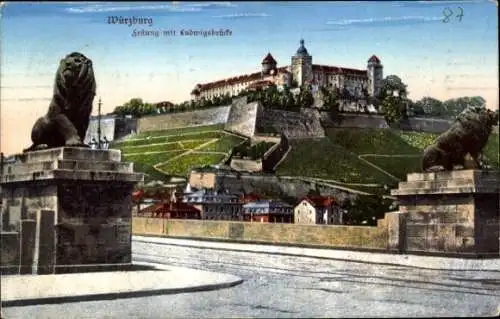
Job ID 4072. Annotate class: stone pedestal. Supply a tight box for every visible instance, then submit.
[391,170,499,257]
[0,147,143,274]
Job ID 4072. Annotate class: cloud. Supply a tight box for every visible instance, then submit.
[188,2,237,8]
[326,15,442,26]
[67,4,201,14]
[417,0,484,5]
[212,12,270,19]
[394,0,486,7]
[66,2,236,14]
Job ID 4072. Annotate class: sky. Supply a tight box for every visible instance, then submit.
[1,1,498,155]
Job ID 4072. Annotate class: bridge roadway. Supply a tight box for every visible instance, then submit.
[3,237,500,318]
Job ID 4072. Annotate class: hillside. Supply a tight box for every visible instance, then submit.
[111,124,499,195]
[111,124,247,181]
[276,128,499,194]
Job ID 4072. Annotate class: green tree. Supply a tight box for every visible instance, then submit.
[378,75,408,101]
[323,88,341,121]
[281,86,296,110]
[298,85,314,108]
[343,195,391,226]
[381,95,407,125]
[443,96,486,119]
[414,97,445,117]
[123,98,144,117]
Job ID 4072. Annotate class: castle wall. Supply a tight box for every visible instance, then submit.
[137,105,231,133]
[255,108,325,138]
[262,134,291,172]
[401,117,453,134]
[320,113,456,133]
[224,97,259,138]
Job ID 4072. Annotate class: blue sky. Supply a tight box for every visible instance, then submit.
[0,1,498,154]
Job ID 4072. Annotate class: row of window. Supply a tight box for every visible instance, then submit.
[183,197,240,203]
[243,208,293,214]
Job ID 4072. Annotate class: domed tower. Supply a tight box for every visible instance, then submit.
[367,55,383,97]
[291,39,313,87]
[261,52,277,75]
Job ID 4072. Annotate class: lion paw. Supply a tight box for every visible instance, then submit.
[65,137,83,146]
[23,144,49,152]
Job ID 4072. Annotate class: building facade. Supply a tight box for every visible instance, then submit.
[137,202,201,219]
[294,196,342,225]
[191,39,383,101]
[242,200,294,223]
[182,189,243,221]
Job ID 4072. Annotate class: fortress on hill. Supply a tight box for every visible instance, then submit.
[190,39,384,100]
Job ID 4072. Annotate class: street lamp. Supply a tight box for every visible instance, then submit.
[97,97,102,149]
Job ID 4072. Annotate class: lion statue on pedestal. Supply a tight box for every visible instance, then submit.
[422,106,499,172]
[23,52,96,152]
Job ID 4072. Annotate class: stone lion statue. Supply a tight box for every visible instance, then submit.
[23,52,96,152]
[422,106,499,172]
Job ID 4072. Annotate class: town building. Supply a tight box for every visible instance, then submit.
[191,39,383,101]
[294,196,343,225]
[242,200,294,223]
[182,188,243,221]
[137,202,201,219]
[188,165,238,190]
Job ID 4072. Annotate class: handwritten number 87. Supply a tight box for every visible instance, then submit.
[443,7,464,23]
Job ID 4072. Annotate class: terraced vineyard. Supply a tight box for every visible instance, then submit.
[112,123,499,194]
[112,124,246,180]
[276,128,499,194]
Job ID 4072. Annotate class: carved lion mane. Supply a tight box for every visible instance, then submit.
[24,52,96,152]
[421,106,499,172]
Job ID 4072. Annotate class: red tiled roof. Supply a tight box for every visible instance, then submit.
[241,193,261,203]
[132,190,144,201]
[247,80,274,89]
[368,55,381,63]
[312,64,367,76]
[195,66,289,91]
[262,53,277,64]
[138,202,200,215]
[300,196,336,207]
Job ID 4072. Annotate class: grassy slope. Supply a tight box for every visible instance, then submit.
[277,128,499,193]
[112,122,499,187]
[112,124,246,180]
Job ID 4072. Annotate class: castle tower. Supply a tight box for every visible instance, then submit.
[367,55,383,97]
[291,39,313,87]
[261,52,277,75]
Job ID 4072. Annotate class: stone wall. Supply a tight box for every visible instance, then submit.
[256,108,325,138]
[262,134,290,172]
[229,158,263,172]
[1,184,58,232]
[400,117,452,133]
[251,135,281,144]
[84,116,117,144]
[0,148,143,274]
[132,218,389,250]
[114,102,472,140]
[224,97,260,138]
[114,117,138,140]
[392,170,500,257]
[0,231,20,274]
[321,113,389,129]
[137,105,231,133]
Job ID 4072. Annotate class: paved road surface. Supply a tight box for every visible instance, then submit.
[3,237,499,318]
